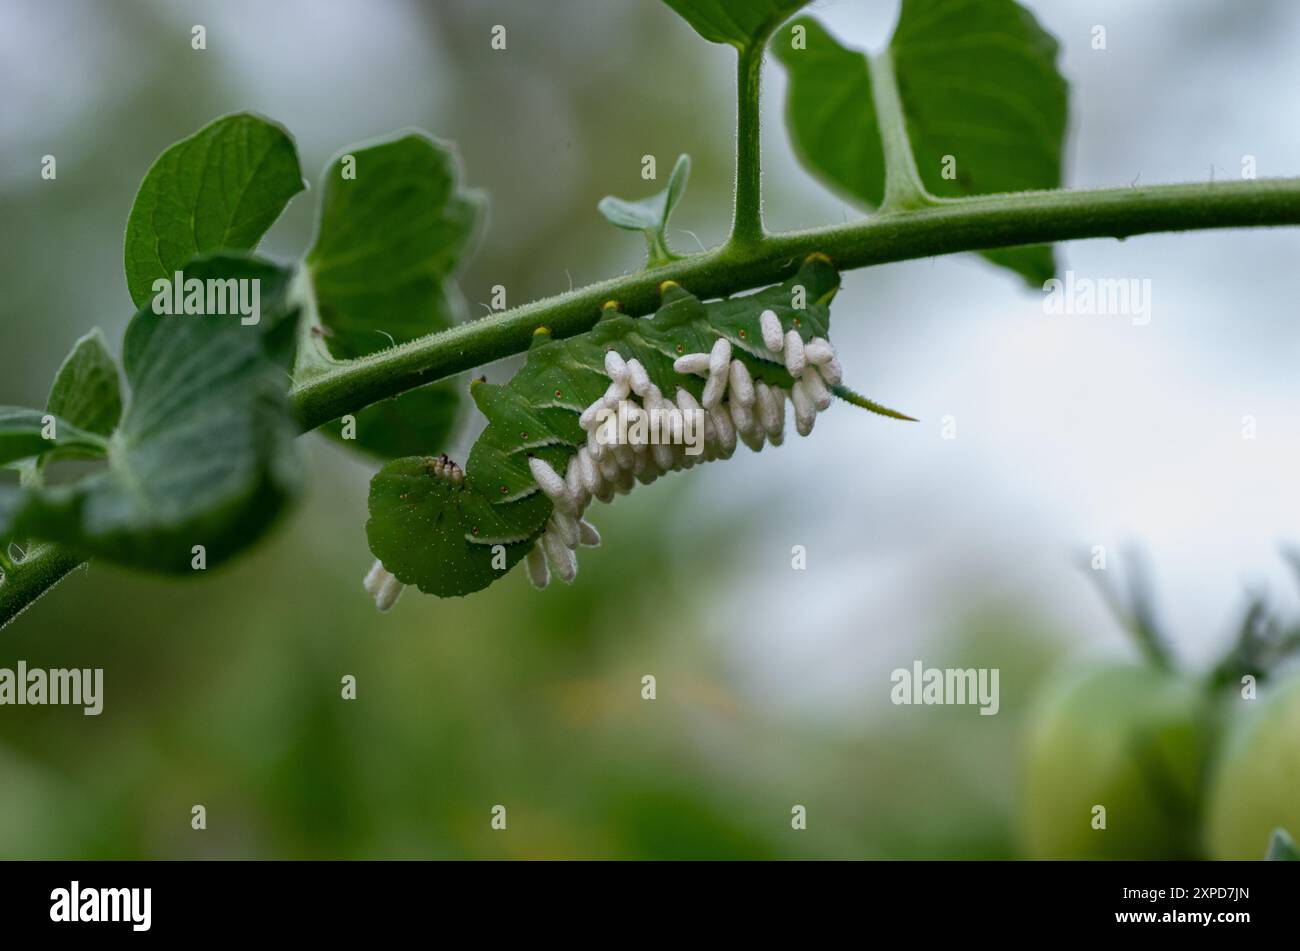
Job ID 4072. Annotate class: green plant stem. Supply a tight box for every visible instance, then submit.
[729,40,766,249]
[290,176,1300,432]
[10,175,1300,628]
[0,544,83,628]
[869,49,934,212]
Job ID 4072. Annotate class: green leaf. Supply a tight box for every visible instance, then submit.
[597,155,690,232]
[598,154,691,268]
[1266,828,1299,861]
[774,18,886,208]
[775,2,1068,286]
[0,408,107,466]
[366,455,548,598]
[303,132,483,459]
[46,328,122,437]
[124,113,305,307]
[893,0,1065,284]
[0,255,302,573]
[305,132,484,362]
[661,0,811,47]
[320,379,464,462]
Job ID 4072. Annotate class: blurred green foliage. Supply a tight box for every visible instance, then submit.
[0,435,1065,858]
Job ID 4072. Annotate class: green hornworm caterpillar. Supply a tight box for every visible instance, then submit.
[363,254,910,606]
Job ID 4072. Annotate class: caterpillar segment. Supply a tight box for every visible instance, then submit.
[364,254,908,604]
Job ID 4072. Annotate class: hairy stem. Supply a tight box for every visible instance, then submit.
[10,176,1300,628]
[729,40,767,248]
[289,176,1300,432]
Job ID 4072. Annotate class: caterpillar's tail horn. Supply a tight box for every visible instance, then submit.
[832,384,918,422]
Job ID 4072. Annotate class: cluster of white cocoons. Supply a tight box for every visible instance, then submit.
[363,560,404,612]
[523,311,842,589]
[363,311,843,606]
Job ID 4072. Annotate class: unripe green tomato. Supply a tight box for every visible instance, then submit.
[1206,673,1300,860]
[1023,662,1212,859]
